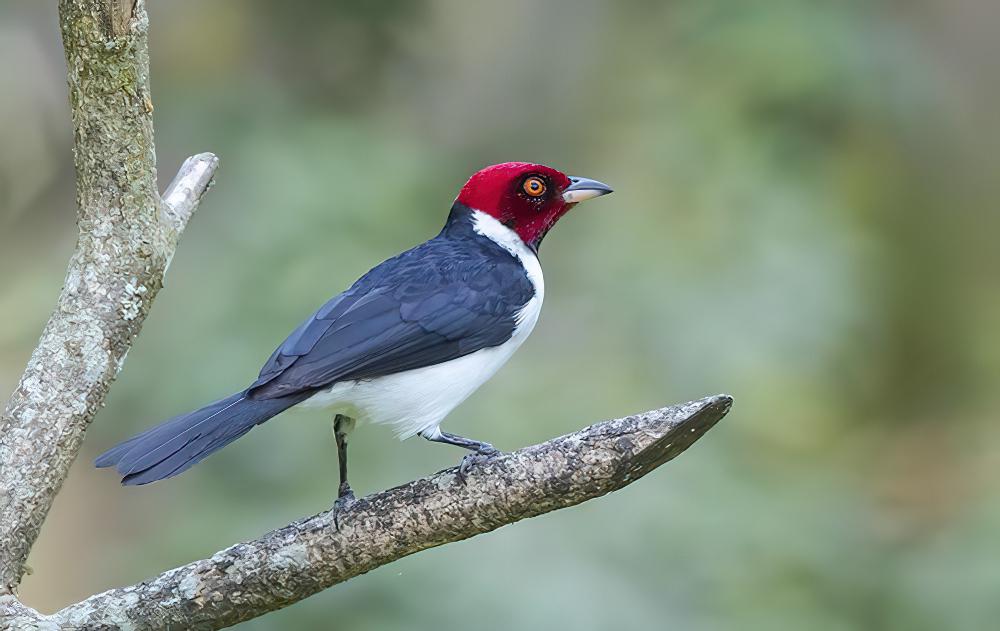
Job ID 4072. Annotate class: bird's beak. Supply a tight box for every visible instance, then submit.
[562,176,613,204]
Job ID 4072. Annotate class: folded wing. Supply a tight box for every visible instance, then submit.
[248,237,534,400]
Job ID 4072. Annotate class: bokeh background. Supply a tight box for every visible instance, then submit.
[2,1,999,629]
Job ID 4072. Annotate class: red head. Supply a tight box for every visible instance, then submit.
[455,162,612,250]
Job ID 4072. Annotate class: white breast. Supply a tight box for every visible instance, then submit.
[301,210,543,439]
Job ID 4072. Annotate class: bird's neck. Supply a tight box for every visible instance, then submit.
[441,202,478,238]
[443,201,541,278]
[443,203,535,254]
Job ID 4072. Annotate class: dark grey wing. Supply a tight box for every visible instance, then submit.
[247,236,535,400]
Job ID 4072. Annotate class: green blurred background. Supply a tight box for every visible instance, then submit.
[2,1,999,629]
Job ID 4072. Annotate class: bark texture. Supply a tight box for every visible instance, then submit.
[0,1,730,629]
[3,396,730,630]
[0,0,217,595]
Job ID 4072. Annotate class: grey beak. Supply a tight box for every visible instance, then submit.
[562,176,614,204]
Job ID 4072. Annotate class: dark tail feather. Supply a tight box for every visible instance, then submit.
[95,391,309,486]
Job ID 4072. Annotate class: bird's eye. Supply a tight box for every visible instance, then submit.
[522,176,546,198]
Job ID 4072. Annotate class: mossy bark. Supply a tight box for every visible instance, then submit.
[0,0,215,595]
[0,3,723,628]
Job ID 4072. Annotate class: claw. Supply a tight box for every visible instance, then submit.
[332,488,357,531]
[457,445,500,482]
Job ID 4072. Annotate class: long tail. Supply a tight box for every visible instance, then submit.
[95,391,310,486]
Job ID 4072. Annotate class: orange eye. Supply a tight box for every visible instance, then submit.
[523,176,546,197]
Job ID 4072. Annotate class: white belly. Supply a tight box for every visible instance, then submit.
[301,209,544,439]
[301,328,527,438]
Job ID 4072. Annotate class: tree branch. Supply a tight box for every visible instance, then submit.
[3,395,730,630]
[0,0,217,594]
[162,153,220,236]
[0,2,730,629]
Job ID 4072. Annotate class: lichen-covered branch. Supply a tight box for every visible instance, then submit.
[5,395,729,631]
[0,0,217,594]
[0,3,729,629]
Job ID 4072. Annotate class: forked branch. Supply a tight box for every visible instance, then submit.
[0,0,217,595]
[0,2,730,630]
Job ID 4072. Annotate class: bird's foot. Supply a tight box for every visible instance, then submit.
[458,444,500,482]
[332,486,357,531]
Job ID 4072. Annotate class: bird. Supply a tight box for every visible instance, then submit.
[95,162,612,511]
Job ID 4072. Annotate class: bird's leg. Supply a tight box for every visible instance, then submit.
[334,414,356,500]
[420,427,500,480]
[332,414,357,527]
